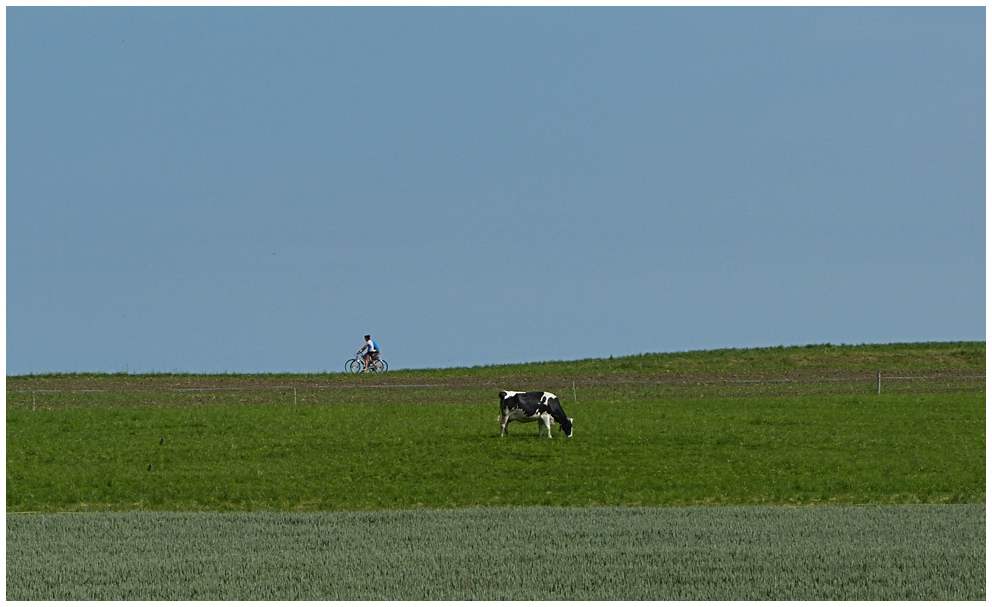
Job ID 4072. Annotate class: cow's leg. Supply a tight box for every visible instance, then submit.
[539,414,552,438]
[500,409,513,437]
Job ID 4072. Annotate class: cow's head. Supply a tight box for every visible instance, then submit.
[559,417,573,438]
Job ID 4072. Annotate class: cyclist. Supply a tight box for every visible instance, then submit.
[359,335,379,371]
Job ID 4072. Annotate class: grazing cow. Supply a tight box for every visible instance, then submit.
[499,391,573,438]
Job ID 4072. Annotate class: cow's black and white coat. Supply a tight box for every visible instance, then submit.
[499,391,573,438]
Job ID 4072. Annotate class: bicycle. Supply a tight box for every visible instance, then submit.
[345,351,388,373]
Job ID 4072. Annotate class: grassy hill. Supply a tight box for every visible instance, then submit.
[6,341,985,393]
[434,340,986,375]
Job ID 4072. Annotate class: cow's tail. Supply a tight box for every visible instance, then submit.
[497,391,506,424]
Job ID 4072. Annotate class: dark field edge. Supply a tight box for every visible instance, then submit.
[5,341,986,392]
[6,504,984,600]
[5,375,986,411]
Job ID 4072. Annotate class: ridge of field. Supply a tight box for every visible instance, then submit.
[6,505,985,600]
[6,341,985,393]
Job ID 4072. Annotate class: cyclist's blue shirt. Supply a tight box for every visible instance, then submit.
[369,340,378,351]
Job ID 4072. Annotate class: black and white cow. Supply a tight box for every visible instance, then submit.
[499,391,573,438]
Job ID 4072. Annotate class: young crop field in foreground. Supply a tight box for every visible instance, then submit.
[6,505,984,600]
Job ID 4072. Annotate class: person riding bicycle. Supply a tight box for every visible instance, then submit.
[359,335,379,371]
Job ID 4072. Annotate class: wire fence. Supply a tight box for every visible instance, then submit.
[7,372,985,407]
[6,374,986,390]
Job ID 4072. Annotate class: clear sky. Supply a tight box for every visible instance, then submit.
[6,7,986,374]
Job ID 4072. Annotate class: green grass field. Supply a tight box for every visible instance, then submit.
[6,342,986,599]
[6,393,985,512]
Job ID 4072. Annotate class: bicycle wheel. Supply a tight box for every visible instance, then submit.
[373,359,388,373]
[346,359,364,373]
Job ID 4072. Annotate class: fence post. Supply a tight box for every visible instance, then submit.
[877,372,881,395]
[573,381,578,404]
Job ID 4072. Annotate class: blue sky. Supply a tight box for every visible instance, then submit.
[6,7,985,374]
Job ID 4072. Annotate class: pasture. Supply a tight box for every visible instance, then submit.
[6,392,984,512]
[6,342,985,599]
